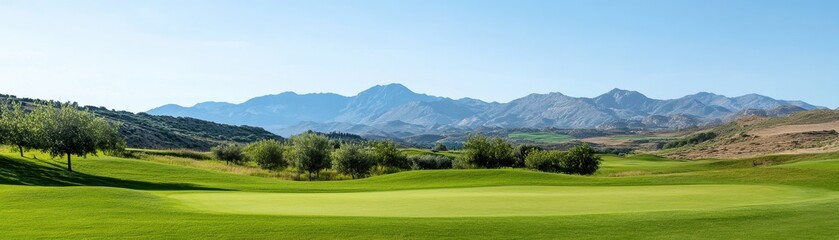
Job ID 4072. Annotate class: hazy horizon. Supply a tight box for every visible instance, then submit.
[2,0,838,112]
[152,83,829,111]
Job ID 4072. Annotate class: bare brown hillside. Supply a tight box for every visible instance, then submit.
[659,110,839,159]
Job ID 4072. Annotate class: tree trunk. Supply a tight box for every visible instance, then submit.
[67,154,73,172]
[18,145,24,158]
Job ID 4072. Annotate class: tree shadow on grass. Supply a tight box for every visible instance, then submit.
[0,155,226,191]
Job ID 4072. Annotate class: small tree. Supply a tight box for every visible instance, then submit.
[291,131,332,180]
[36,104,125,171]
[0,102,40,157]
[514,145,543,168]
[212,144,245,165]
[563,144,601,175]
[461,134,514,168]
[409,154,453,170]
[332,144,375,179]
[243,139,286,170]
[525,150,565,172]
[431,142,448,152]
[372,140,410,170]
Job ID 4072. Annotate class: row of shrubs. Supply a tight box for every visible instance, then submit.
[524,145,600,174]
[211,132,420,180]
[663,132,717,149]
[210,132,601,181]
[459,134,600,174]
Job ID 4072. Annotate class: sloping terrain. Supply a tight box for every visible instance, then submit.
[0,94,281,150]
[661,110,839,159]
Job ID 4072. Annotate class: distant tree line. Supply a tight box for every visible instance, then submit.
[0,101,125,171]
[663,132,717,149]
[212,131,602,180]
[212,131,409,180]
[460,134,600,174]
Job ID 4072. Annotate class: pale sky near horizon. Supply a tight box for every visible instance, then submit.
[1,0,837,112]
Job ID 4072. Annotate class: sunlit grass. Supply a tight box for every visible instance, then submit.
[3,147,839,239]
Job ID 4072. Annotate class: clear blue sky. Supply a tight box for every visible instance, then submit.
[1,0,837,112]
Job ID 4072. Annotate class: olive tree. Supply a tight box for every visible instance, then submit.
[0,102,40,157]
[36,104,124,172]
[524,150,565,172]
[371,140,409,170]
[563,144,601,175]
[211,144,245,165]
[461,134,514,168]
[514,144,543,167]
[243,139,286,169]
[332,144,375,179]
[291,131,332,180]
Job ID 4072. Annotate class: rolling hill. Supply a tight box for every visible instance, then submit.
[660,109,839,159]
[0,94,281,150]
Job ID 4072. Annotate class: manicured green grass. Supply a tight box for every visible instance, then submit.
[2,149,839,239]
[773,158,839,170]
[168,185,831,217]
[508,132,574,143]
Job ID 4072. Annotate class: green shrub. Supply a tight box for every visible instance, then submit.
[525,150,565,172]
[372,140,410,170]
[563,144,601,175]
[409,154,453,170]
[514,144,542,167]
[461,134,514,168]
[211,144,245,164]
[663,132,717,149]
[332,144,376,179]
[525,145,601,175]
[290,131,332,180]
[243,139,286,170]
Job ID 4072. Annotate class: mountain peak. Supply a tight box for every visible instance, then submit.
[360,83,414,96]
[693,91,719,96]
[607,88,631,93]
[594,88,652,109]
[605,88,647,98]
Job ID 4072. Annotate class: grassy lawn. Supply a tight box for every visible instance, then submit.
[2,149,839,239]
[508,132,574,143]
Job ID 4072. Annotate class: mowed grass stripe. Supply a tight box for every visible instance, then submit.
[167,185,833,217]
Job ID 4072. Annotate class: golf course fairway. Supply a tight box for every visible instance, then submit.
[168,185,832,217]
[3,152,839,239]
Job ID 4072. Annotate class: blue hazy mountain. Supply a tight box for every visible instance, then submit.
[147,84,823,136]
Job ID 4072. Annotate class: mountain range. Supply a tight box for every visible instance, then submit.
[147,84,824,137]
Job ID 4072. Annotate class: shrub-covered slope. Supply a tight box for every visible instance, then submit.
[1,94,281,150]
[660,109,839,159]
